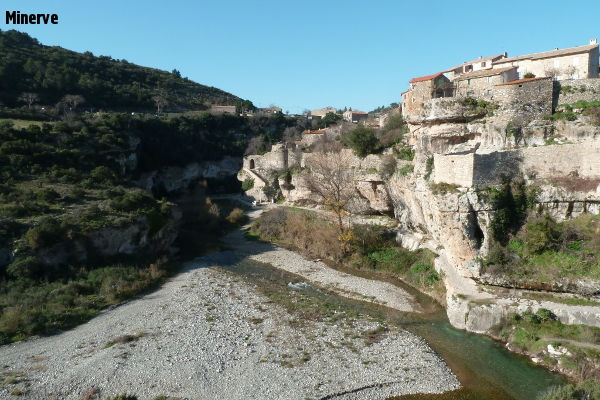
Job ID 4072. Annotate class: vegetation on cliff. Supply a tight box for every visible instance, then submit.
[0,29,244,112]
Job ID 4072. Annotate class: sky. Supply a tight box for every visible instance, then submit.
[2,0,600,114]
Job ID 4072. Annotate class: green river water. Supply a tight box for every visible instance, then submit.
[220,258,565,400]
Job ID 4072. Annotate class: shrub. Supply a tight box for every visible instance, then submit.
[520,215,561,255]
[398,164,414,176]
[395,146,415,161]
[424,157,434,180]
[89,166,119,185]
[6,256,41,280]
[241,178,254,191]
[523,72,536,79]
[36,188,60,203]
[24,218,68,249]
[379,156,397,179]
[109,190,155,212]
[226,208,248,225]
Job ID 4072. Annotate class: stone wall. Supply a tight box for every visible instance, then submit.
[556,78,600,106]
[492,77,554,117]
[434,140,600,188]
[433,153,474,187]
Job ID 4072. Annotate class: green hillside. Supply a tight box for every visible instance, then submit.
[0,29,243,112]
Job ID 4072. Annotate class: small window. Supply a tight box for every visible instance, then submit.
[468,79,472,85]
[487,89,493,96]
[518,84,523,87]
[481,61,486,67]
[487,76,492,83]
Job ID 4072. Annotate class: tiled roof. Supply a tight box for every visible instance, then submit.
[494,44,598,64]
[409,72,444,83]
[350,110,367,115]
[495,77,552,86]
[454,66,516,81]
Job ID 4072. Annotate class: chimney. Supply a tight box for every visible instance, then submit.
[479,56,482,59]
[503,51,507,57]
[554,47,559,50]
[591,38,598,45]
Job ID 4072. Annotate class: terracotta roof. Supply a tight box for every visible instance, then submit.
[495,77,552,86]
[444,54,506,72]
[454,66,516,81]
[409,72,444,83]
[350,110,367,115]
[494,44,598,64]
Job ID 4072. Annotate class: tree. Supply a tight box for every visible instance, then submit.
[171,69,181,78]
[61,94,85,111]
[305,142,356,234]
[152,94,167,113]
[344,125,379,157]
[18,92,39,109]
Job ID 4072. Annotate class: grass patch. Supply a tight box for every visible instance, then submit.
[494,309,600,381]
[104,332,146,348]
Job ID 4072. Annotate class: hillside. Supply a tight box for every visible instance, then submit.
[0,29,243,112]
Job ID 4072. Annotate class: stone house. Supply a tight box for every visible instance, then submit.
[444,54,507,80]
[454,66,519,98]
[492,40,600,80]
[310,106,337,119]
[343,110,368,123]
[401,72,454,118]
[493,77,554,116]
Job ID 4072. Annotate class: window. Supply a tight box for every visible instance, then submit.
[487,89,493,96]
[468,79,472,85]
[481,61,486,67]
[487,76,492,83]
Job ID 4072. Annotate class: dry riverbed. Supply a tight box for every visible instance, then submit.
[0,211,459,399]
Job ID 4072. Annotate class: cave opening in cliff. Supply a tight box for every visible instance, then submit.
[468,209,485,250]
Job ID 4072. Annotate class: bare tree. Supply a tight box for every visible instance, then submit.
[543,67,561,80]
[57,94,85,120]
[563,65,577,79]
[152,95,167,113]
[305,142,356,234]
[282,126,301,145]
[245,136,265,155]
[18,92,39,109]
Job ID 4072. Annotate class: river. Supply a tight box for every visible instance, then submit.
[220,258,565,400]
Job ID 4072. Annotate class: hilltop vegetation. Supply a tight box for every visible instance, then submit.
[0,29,244,112]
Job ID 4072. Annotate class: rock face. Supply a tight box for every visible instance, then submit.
[137,156,242,194]
[34,210,181,270]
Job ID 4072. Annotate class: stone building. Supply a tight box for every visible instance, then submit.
[492,40,600,80]
[444,54,507,81]
[401,72,454,118]
[310,106,337,119]
[343,110,368,123]
[454,66,519,98]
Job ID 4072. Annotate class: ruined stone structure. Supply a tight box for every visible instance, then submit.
[556,78,600,106]
[401,73,454,118]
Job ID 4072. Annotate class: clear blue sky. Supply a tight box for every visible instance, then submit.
[2,0,599,113]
